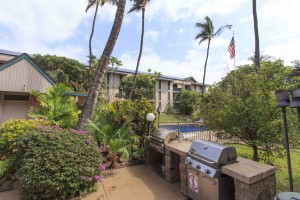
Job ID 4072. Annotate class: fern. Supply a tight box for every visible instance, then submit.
[0,155,16,177]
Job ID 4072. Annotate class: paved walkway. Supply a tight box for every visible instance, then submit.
[0,164,185,200]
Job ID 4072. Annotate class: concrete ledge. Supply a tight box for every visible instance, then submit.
[222,157,276,184]
[165,141,191,156]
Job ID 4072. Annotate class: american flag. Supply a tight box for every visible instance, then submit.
[228,37,235,59]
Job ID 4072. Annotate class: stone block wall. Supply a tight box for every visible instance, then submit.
[234,175,276,200]
[164,149,180,183]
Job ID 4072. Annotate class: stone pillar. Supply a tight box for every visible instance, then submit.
[164,149,180,183]
[234,174,276,200]
[180,155,187,196]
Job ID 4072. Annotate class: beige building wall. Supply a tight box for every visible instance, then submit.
[104,71,206,113]
[0,59,53,93]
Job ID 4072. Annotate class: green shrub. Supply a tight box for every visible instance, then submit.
[0,119,50,150]
[16,127,104,200]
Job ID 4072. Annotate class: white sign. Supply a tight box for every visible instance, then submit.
[188,172,198,193]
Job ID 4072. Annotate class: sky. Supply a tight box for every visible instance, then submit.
[0,0,300,84]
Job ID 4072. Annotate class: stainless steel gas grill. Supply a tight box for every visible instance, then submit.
[149,128,178,153]
[185,140,237,200]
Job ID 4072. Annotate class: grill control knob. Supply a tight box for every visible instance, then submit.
[204,169,211,174]
[188,161,193,165]
[196,165,201,169]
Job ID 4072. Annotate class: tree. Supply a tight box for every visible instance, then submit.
[128,0,150,100]
[85,0,117,68]
[32,54,89,91]
[119,74,155,100]
[252,0,260,72]
[195,17,231,100]
[77,0,127,129]
[28,83,79,128]
[178,90,200,115]
[202,60,292,161]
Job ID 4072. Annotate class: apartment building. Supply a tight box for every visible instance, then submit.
[0,49,207,117]
[105,68,206,112]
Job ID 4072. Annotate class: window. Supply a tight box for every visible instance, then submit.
[159,91,162,101]
[107,74,110,85]
[4,95,29,101]
[168,92,170,101]
[159,80,161,90]
[168,82,170,90]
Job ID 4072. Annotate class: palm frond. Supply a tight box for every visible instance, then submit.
[214,25,232,37]
[0,155,16,177]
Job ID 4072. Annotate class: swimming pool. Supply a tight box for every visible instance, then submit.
[162,124,207,133]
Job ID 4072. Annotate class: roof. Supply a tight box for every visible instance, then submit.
[0,53,56,85]
[64,92,88,97]
[108,67,207,86]
[0,49,26,57]
[0,49,207,86]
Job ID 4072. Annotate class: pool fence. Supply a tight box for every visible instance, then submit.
[159,122,243,145]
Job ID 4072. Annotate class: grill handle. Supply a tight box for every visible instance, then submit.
[202,176,217,185]
[188,153,216,165]
[150,137,164,143]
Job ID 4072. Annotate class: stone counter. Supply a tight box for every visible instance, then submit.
[163,141,276,200]
[222,157,276,184]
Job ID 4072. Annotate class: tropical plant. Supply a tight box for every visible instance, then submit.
[77,0,127,129]
[128,0,150,99]
[28,83,78,128]
[202,60,293,161]
[252,0,260,72]
[86,118,139,169]
[16,127,104,200]
[195,16,231,100]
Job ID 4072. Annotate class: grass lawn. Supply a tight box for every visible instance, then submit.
[230,144,300,193]
[159,113,199,123]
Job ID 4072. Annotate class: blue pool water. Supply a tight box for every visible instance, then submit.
[162,124,207,133]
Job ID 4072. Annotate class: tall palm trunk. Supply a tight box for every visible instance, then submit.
[252,0,260,73]
[201,38,211,101]
[89,2,100,68]
[129,8,145,100]
[76,0,126,129]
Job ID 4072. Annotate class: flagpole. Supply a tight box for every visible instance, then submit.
[233,31,237,97]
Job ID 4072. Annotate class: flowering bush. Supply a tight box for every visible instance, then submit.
[0,119,51,149]
[16,126,104,200]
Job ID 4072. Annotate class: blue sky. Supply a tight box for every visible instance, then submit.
[0,0,299,84]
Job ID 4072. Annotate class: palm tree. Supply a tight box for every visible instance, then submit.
[252,0,260,73]
[86,118,139,169]
[195,16,231,100]
[128,0,150,100]
[28,83,79,128]
[77,0,127,129]
[86,0,117,68]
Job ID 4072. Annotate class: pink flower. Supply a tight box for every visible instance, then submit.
[95,175,103,182]
[82,130,88,135]
[89,177,93,182]
[82,176,87,180]
[86,139,91,144]
[99,164,105,170]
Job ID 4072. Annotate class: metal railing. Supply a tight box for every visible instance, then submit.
[159,122,242,145]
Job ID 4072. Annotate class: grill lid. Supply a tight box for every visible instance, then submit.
[188,140,237,167]
[150,128,178,144]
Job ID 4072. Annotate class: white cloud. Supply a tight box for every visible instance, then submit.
[120,46,233,85]
[147,0,246,22]
[145,30,160,42]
